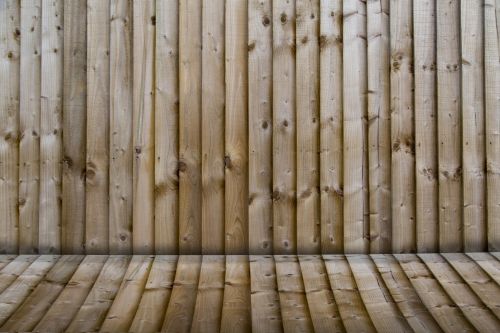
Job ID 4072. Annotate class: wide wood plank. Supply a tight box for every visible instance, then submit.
[0,255,38,294]
[466,252,500,285]
[0,256,16,272]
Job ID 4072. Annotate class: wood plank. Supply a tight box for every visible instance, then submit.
[275,255,314,333]
[437,0,462,252]
[62,0,86,254]
[319,0,343,253]
[0,256,16,272]
[33,255,107,333]
[298,255,344,332]
[396,254,476,333]
[367,0,391,253]
[65,255,130,332]
[0,255,58,326]
[0,255,83,332]
[347,255,412,332]
[191,255,225,332]
[248,0,273,255]
[86,0,110,254]
[129,256,178,333]
[132,0,155,254]
[371,254,442,333]
[323,255,376,332]
[0,0,20,254]
[18,0,40,254]
[220,255,251,333]
[161,255,202,332]
[296,0,320,254]
[391,0,415,253]
[201,0,225,255]
[225,0,248,255]
[0,255,38,294]
[419,253,500,332]
[155,0,179,254]
[414,0,438,252]
[443,253,500,319]
[343,0,369,253]
[273,0,296,254]
[249,255,283,333]
[178,0,202,254]
[485,0,500,251]
[466,252,500,285]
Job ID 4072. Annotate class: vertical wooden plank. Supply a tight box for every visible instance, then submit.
[179,0,202,254]
[414,0,438,252]
[225,0,248,255]
[86,0,110,254]
[62,0,86,254]
[462,0,486,252]
[273,0,296,255]
[39,0,63,254]
[391,0,415,253]
[437,0,462,252]
[319,0,343,254]
[296,0,320,254]
[248,0,272,254]
[155,0,179,254]
[202,0,225,255]
[0,0,20,254]
[367,0,391,253]
[19,0,40,254]
[485,0,500,251]
[132,0,155,254]
[109,0,133,254]
[343,0,369,254]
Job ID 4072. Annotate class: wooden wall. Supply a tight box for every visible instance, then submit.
[0,0,498,255]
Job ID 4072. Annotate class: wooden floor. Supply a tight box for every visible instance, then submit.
[0,254,499,332]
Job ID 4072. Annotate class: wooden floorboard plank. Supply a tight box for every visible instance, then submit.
[0,255,38,294]
[0,256,16,272]
[466,252,500,285]
[249,255,283,333]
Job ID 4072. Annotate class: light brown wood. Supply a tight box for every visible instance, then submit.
[19,0,40,254]
[0,255,38,294]
[109,0,133,255]
[273,0,296,255]
[0,255,16,272]
[132,0,155,254]
[202,0,225,255]
[248,0,273,255]
[414,0,438,252]
[466,252,500,285]
[62,0,86,254]
[155,0,179,255]
[319,0,343,254]
[367,0,391,253]
[343,0,369,254]
[178,0,202,254]
[86,0,110,255]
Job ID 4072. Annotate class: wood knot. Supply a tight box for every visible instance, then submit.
[224,155,232,169]
[280,13,287,24]
[262,16,270,26]
[178,161,187,172]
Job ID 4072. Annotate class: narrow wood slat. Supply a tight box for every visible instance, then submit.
[178,0,202,254]
[109,0,133,255]
[319,0,343,253]
[0,256,16,272]
[367,0,391,253]
[0,255,83,332]
[466,252,500,285]
[396,254,476,333]
[86,0,110,254]
[249,255,283,333]
[323,255,376,332]
[132,0,155,254]
[248,0,273,255]
[275,255,314,333]
[201,0,225,255]
[129,255,178,333]
[191,255,225,332]
[65,255,130,333]
[343,0,369,253]
[33,255,107,333]
[18,0,40,254]
[371,254,443,333]
[161,255,202,332]
[0,255,38,294]
[298,255,344,332]
[273,0,296,255]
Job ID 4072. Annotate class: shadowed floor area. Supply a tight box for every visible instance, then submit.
[0,253,499,332]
